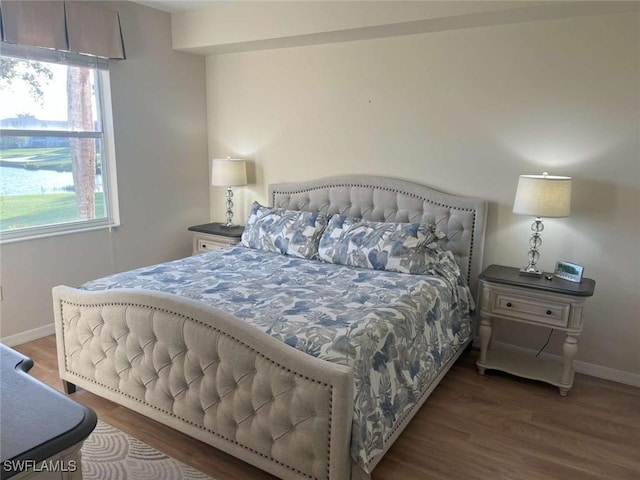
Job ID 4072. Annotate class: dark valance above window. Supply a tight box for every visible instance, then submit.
[0,0,125,59]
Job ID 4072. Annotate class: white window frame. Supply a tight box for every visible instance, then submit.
[0,44,120,244]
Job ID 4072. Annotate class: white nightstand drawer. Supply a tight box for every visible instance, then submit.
[489,291,570,327]
[196,237,229,253]
[190,227,242,255]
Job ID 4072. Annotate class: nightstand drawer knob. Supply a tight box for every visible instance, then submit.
[506,302,512,307]
[546,310,552,315]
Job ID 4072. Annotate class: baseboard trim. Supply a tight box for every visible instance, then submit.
[1,323,55,347]
[472,338,640,388]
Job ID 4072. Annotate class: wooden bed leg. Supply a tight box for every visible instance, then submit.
[62,380,77,394]
[464,341,474,353]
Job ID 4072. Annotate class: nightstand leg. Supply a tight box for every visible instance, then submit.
[477,316,492,375]
[560,333,578,395]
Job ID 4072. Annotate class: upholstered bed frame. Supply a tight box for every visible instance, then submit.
[53,175,487,480]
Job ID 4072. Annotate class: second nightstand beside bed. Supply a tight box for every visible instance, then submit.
[476,264,596,396]
[188,222,244,254]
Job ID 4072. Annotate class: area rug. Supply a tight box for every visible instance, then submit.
[82,420,212,479]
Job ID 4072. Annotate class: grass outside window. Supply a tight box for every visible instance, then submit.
[0,193,105,231]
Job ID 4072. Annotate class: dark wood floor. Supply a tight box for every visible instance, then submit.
[14,336,640,480]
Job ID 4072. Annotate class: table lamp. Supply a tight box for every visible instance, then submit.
[512,172,572,277]
[211,158,248,227]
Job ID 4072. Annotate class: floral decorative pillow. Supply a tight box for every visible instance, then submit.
[241,202,329,259]
[318,214,447,274]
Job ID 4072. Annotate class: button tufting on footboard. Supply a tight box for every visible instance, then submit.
[57,296,347,480]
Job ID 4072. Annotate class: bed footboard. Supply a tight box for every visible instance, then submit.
[53,286,354,480]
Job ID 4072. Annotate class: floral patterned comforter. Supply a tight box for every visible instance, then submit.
[82,245,474,471]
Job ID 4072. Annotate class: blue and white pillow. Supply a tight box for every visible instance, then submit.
[318,214,447,274]
[241,202,329,259]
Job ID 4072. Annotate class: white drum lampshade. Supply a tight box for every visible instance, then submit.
[211,158,248,187]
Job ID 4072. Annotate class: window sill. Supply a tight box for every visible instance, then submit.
[0,221,120,245]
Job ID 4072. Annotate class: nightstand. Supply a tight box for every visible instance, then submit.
[188,222,244,254]
[476,264,595,396]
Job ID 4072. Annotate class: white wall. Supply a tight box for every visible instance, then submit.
[0,2,209,343]
[206,11,639,379]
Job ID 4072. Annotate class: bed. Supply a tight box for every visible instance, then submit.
[53,175,487,480]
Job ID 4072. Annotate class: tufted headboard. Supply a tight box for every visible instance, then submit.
[269,175,487,296]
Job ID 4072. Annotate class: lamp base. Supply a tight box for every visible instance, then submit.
[224,187,235,227]
[519,216,544,278]
[519,267,542,277]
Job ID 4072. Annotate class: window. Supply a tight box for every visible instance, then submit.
[0,44,119,243]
